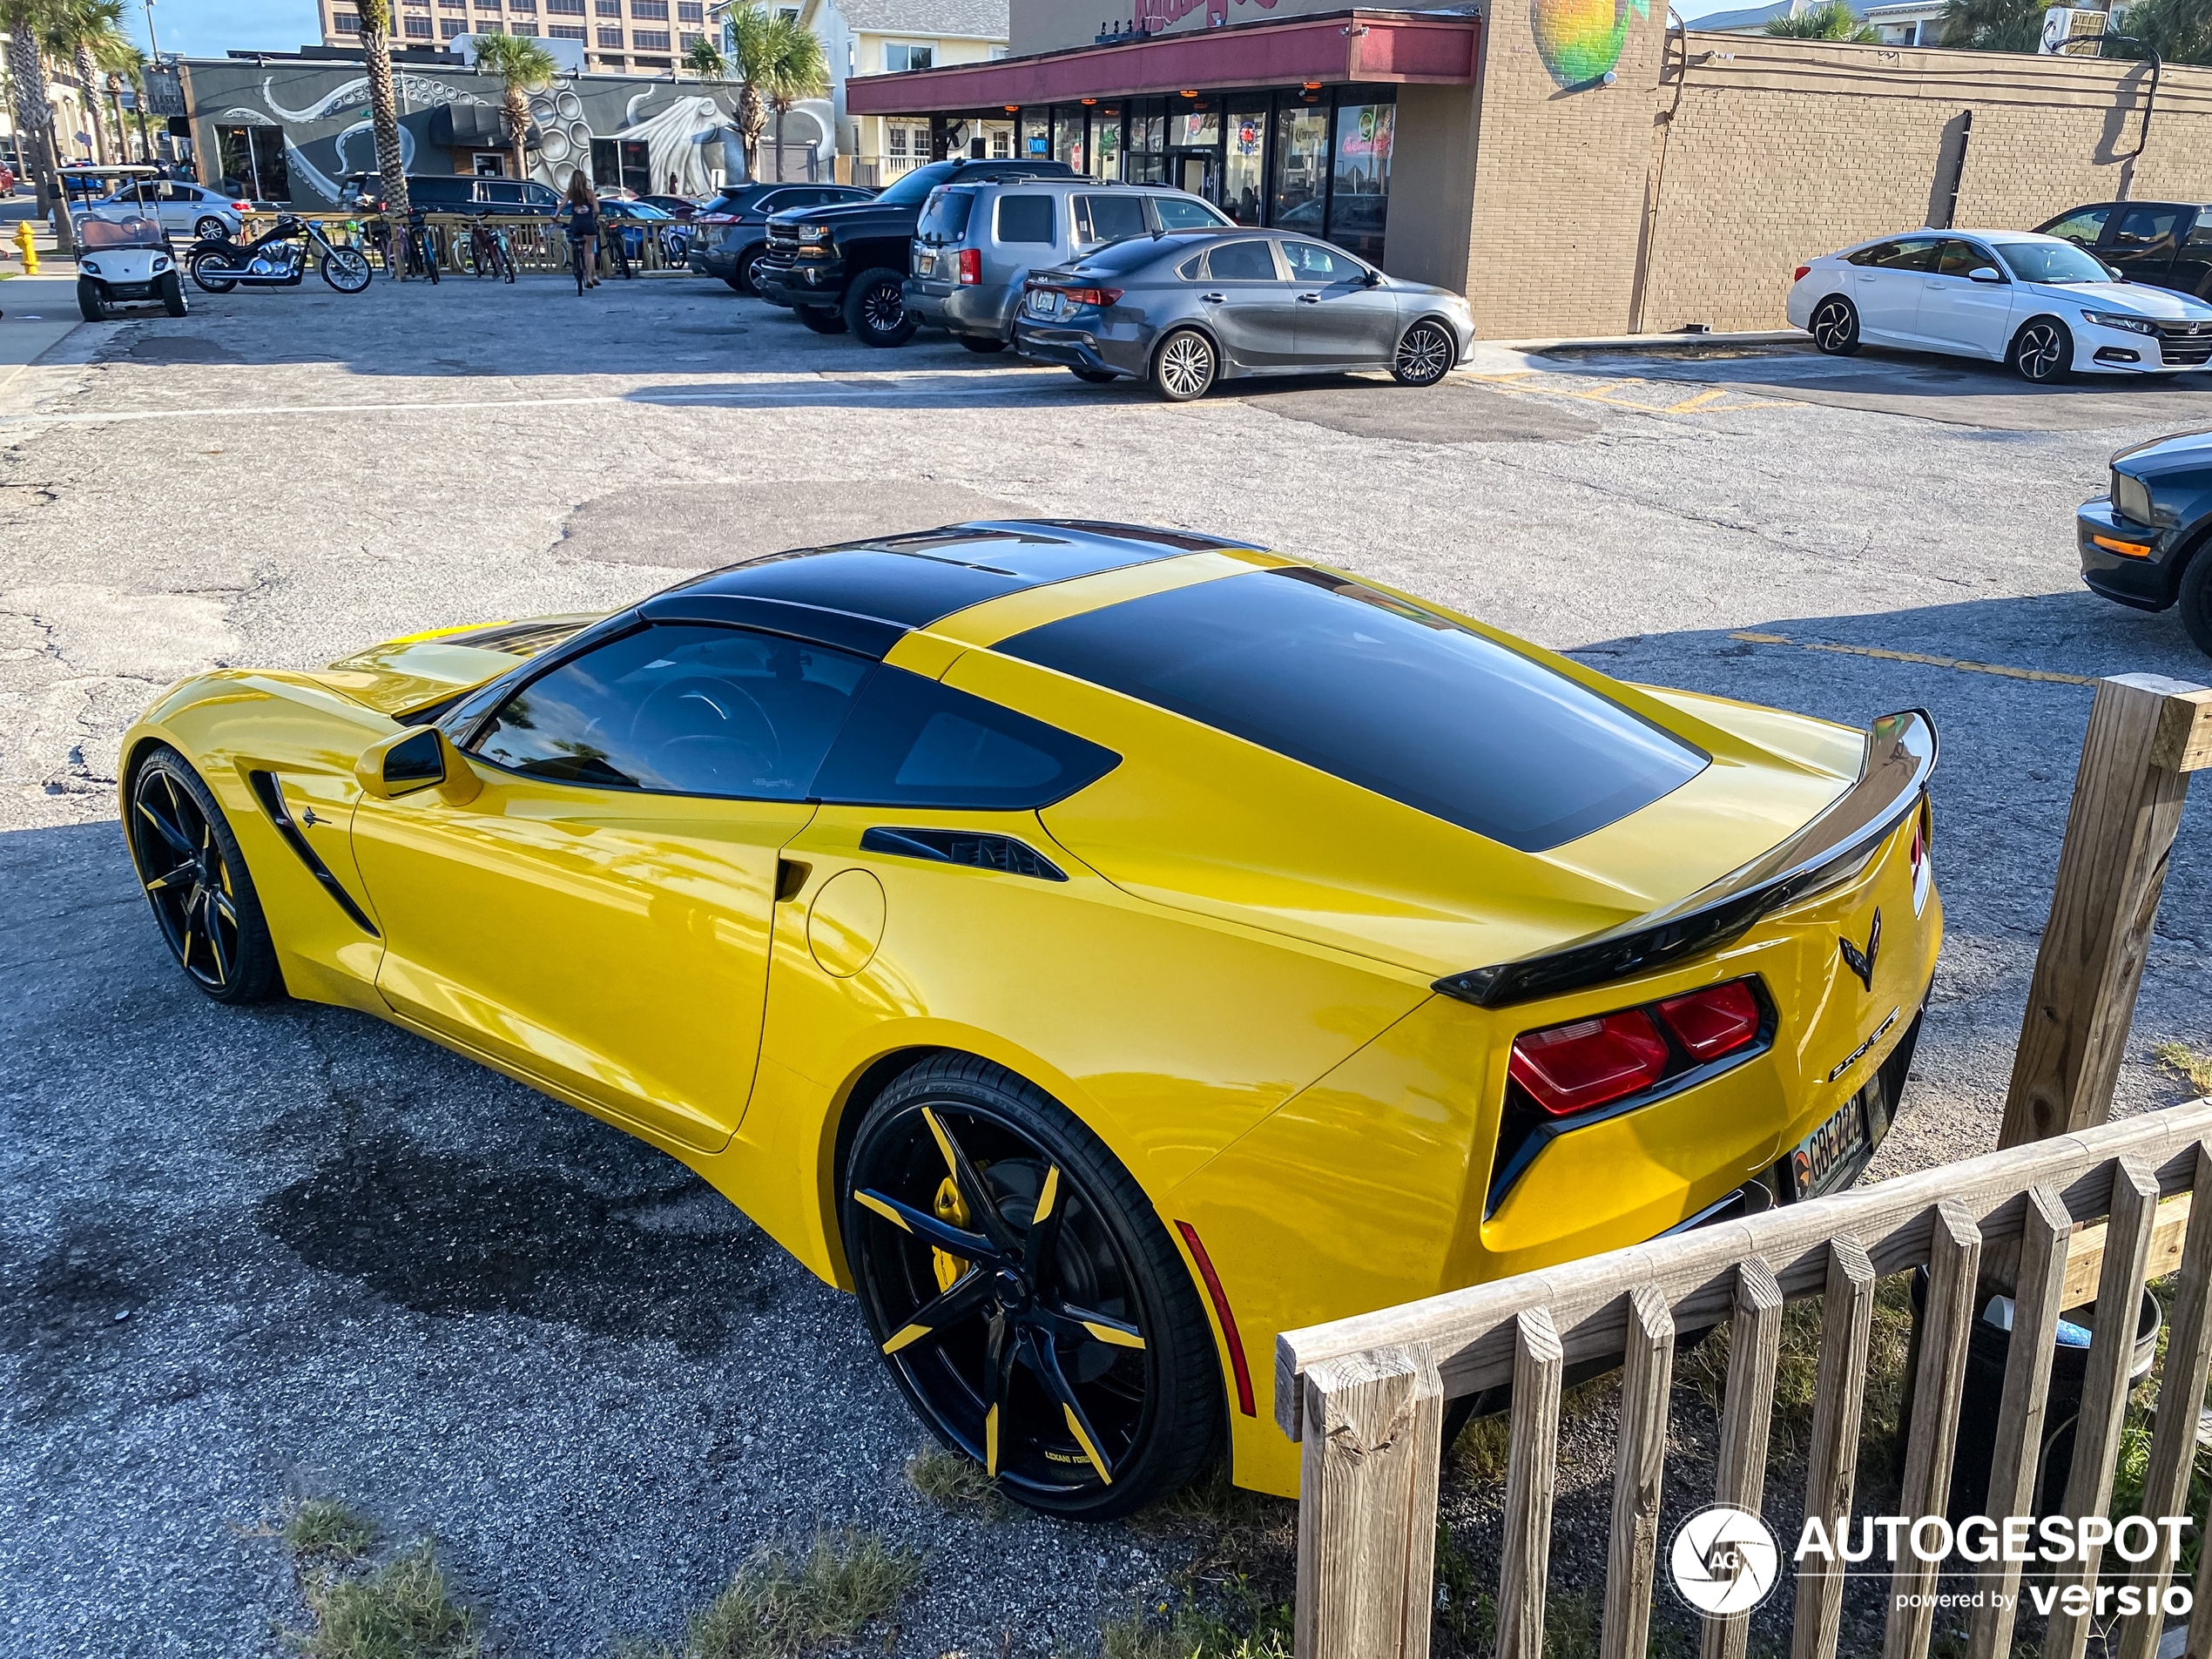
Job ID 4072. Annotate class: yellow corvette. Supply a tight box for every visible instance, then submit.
[119,522,1939,1516]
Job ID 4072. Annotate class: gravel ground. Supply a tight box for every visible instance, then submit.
[1,273,2208,1658]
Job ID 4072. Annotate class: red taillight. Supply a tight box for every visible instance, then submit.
[1912,797,1931,867]
[1794,264,1811,280]
[1063,286,1122,307]
[1656,980,1762,1062]
[233,200,252,212]
[957,246,981,285]
[1508,1010,1669,1117]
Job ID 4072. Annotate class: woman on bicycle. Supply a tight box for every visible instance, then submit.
[563,171,601,289]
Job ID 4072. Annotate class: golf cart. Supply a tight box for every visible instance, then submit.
[76,212,186,320]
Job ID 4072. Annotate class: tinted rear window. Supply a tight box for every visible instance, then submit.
[917,189,974,243]
[1076,193,1149,243]
[1081,236,1197,276]
[998,570,1708,852]
[996,193,1055,244]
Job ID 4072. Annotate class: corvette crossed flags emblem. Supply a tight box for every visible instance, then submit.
[1838,909,1881,993]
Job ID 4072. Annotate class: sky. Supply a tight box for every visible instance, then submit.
[130,0,321,59]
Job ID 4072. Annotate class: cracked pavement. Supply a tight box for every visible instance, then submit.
[0,274,2208,1657]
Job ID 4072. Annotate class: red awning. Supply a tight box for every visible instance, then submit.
[843,8,1477,116]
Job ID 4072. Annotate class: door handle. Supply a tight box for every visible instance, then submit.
[1298,292,1321,303]
[1201,291,1226,302]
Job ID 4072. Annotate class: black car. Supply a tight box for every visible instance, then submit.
[687,182,874,292]
[2038,201,2212,302]
[2078,428,2212,656]
[753,157,1077,345]
[337,172,564,217]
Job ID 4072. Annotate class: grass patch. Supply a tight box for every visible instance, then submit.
[2157,1041,2212,1097]
[297,1540,480,1659]
[284,1498,380,1563]
[1098,1581,1293,1659]
[675,1529,922,1659]
[904,1444,1013,1521]
[1448,1374,1617,1487]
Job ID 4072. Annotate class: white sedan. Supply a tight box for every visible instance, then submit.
[1786,228,2212,382]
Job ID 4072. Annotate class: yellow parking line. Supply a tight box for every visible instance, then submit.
[1667,387,1731,413]
[1730,631,2095,686]
[1467,372,1787,417]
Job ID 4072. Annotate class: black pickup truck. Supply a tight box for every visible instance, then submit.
[754,156,1076,347]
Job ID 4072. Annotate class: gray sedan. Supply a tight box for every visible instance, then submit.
[1011,229,1475,401]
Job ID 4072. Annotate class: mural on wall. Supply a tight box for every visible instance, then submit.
[190,59,741,207]
[1531,0,1649,89]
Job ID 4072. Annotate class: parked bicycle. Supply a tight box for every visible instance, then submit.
[404,209,441,284]
[459,215,516,283]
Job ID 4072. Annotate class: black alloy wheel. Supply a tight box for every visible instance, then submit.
[845,1055,1221,1520]
[1811,294,1860,356]
[845,266,916,347]
[1150,328,1217,402]
[125,745,281,1004]
[2178,550,2212,658]
[2012,317,2072,383]
[797,305,847,334]
[320,248,374,293]
[1392,319,1455,387]
[194,215,226,240]
[735,243,768,293]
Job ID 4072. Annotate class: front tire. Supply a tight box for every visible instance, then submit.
[125,745,282,1004]
[1150,327,1217,401]
[1811,294,1860,355]
[2012,316,2073,383]
[845,266,915,347]
[76,277,105,321]
[320,248,374,293]
[1392,319,1455,387]
[2179,549,2212,658]
[159,270,187,317]
[796,305,847,334]
[844,1055,1222,1521]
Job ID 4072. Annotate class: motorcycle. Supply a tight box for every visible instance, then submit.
[189,214,374,295]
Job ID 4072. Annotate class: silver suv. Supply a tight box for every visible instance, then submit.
[906,178,1231,351]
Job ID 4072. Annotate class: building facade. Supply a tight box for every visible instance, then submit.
[315,0,712,74]
[845,0,2212,340]
[799,0,1008,181]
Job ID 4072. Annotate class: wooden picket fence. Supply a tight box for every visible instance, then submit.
[1277,672,2212,1659]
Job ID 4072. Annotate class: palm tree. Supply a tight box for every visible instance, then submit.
[1,0,64,213]
[45,0,132,163]
[1764,0,1879,39]
[354,0,411,221]
[471,33,557,185]
[725,3,823,180]
[1934,0,2043,51]
[684,35,728,79]
[2113,0,2212,63]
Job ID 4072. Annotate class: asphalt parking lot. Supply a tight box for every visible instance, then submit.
[1,271,2208,1657]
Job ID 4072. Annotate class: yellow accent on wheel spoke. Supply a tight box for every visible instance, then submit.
[1062,1404,1111,1485]
[1080,1320,1145,1350]
[1035,1165,1061,1225]
[881,1321,933,1354]
[854,1190,912,1232]
[985,1404,1000,1477]
[921,1107,961,1183]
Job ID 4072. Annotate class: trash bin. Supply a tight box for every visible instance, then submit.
[1909,1267,2161,1521]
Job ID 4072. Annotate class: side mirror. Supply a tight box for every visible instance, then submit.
[1363,269,1384,287]
[1966,266,2006,284]
[355,726,480,805]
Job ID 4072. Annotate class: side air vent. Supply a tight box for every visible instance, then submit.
[860,826,1069,883]
[246,772,381,936]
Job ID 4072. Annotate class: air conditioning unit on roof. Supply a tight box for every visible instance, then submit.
[2039,5,2108,52]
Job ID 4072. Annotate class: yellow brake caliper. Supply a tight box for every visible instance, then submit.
[931,1176,970,1294]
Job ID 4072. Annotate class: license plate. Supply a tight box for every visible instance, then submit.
[915,253,934,275]
[1028,291,1062,318]
[1791,1085,1872,1199]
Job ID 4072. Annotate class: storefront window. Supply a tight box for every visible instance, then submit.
[1090,105,1122,179]
[1270,102,1327,233]
[1053,106,1085,172]
[1223,102,1265,225]
[1171,105,1219,148]
[1328,99,1393,260]
[1020,108,1050,158]
[1124,98,1166,183]
[984,118,1014,158]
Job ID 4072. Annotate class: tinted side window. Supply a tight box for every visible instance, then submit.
[1207,239,1279,280]
[1871,238,1940,271]
[2041,206,2112,246]
[812,665,1120,809]
[470,624,872,799]
[1076,193,1148,243]
[1154,196,1226,231]
[995,193,1055,244]
[2115,206,2184,247]
[1936,239,1996,276]
[2188,216,2212,250]
[998,570,1707,853]
[1844,241,1896,267]
[1283,240,1361,282]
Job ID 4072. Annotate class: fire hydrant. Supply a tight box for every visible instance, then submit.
[14,219,37,274]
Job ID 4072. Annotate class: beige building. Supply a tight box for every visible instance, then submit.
[846,0,2212,337]
[798,0,1008,180]
[317,0,711,71]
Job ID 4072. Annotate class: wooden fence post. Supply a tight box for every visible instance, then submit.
[1793,1236,1876,1659]
[1294,1345,1444,1659]
[1499,1306,1566,1659]
[1602,1286,1675,1659]
[1703,1258,1784,1659]
[1885,1202,1983,1659]
[1999,673,2212,1148]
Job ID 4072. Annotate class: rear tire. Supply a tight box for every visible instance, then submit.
[193,214,226,240]
[1150,327,1217,401]
[1811,294,1860,355]
[2011,316,2073,383]
[159,271,187,317]
[845,266,916,347]
[2179,549,2212,658]
[75,277,105,321]
[843,1054,1223,1521]
[738,244,769,293]
[125,745,283,1005]
[189,253,237,293]
[796,305,847,334]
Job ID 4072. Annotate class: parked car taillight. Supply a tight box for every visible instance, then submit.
[1794,264,1811,280]
[232,200,252,212]
[1507,1010,1669,1117]
[957,247,981,285]
[1062,287,1122,307]
[1653,980,1763,1062]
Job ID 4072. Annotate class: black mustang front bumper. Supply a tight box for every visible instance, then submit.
[2078,496,2183,611]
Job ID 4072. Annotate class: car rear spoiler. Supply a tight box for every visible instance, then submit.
[1434,708,1938,1010]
